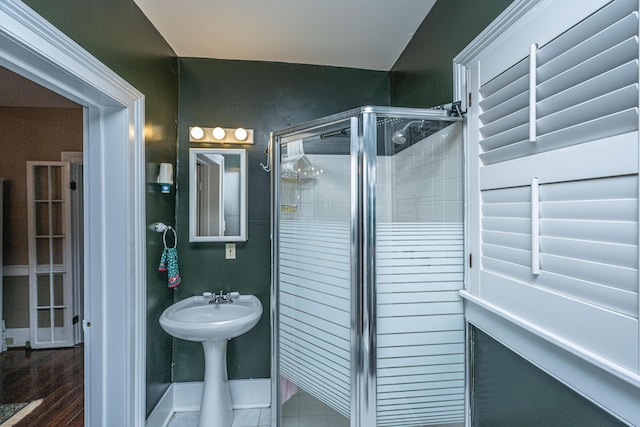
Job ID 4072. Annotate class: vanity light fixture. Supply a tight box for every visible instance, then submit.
[212,127,226,140]
[234,127,248,141]
[190,126,205,140]
[188,126,254,144]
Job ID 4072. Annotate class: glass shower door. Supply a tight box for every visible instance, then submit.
[273,107,466,427]
[274,117,354,427]
[375,117,465,426]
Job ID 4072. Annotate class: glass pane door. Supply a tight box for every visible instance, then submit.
[375,118,465,426]
[27,162,74,348]
[275,118,353,427]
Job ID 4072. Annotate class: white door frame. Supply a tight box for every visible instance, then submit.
[0,1,146,426]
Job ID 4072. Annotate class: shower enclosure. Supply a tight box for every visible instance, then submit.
[271,106,465,427]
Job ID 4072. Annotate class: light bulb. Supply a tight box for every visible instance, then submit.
[212,127,226,140]
[234,127,248,141]
[190,126,204,140]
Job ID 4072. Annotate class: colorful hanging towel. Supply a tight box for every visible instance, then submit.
[165,247,181,288]
[158,249,168,271]
[158,227,181,288]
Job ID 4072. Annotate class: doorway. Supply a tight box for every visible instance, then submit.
[0,81,84,346]
[0,69,85,423]
[0,1,147,425]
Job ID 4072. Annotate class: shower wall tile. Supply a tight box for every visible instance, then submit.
[292,123,462,224]
[391,123,462,222]
[296,155,351,222]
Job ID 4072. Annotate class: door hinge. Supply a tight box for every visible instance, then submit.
[72,315,79,324]
[469,253,473,268]
[468,92,472,107]
[70,180,77,191]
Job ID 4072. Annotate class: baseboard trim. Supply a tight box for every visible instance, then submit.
[146,378,271,427]
[4,328,29,347]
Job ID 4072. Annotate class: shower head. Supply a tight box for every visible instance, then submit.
[391,129,408,145]
[392,120,423,145]
[391,119,453,147]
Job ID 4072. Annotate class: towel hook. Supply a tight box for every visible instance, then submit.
[260,133,272,173]
[152,222,169,233]
[163,226,178,249]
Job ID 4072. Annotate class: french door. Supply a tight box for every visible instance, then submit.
[27,161,74,348]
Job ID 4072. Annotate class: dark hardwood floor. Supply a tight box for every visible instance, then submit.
[0,345,84,426]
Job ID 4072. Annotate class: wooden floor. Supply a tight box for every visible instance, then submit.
[0,345,84,426]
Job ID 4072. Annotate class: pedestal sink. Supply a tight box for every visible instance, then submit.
[160,293,263,427]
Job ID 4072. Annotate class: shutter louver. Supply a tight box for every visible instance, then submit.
[479,0,639,166]
[482,176,639,318]
[478,58,529,154]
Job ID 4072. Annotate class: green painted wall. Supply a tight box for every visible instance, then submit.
[390,0,514,107]
[473,329,625,426]
[22,0,178,416]
[174,57,390,381]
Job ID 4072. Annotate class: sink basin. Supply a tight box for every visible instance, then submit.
[159,293,263,427]
[160,294,262,342]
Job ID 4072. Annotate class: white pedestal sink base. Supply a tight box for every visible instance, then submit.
[198,340,233,427]
[158,295,263,427]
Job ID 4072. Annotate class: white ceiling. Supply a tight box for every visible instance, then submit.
[133,0,437,71]
[0,1,436,108]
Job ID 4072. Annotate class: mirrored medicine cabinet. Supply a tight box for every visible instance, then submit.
[189,148,247,242]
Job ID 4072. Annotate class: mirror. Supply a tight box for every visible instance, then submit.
[189,148,247,242]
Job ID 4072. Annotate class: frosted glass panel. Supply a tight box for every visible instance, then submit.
[274,108,464,426]
[277,118,352,423]
[376,120,465,426]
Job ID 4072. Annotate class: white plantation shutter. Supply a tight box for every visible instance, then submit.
[480,0,639,166]
[471,0,640,371]
[456,1,640,420]
[456,0,640,421]
[482,176,639,318]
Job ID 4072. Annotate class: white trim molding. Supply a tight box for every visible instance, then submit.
[453,0,542,110]
[0,1,146,425]
[61,151,84,164]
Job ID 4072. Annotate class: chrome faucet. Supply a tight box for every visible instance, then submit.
[203,290,235,304]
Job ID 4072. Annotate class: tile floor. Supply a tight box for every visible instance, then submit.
[167,391,349,427]
[168,407,270,427]
[280,391,349,427]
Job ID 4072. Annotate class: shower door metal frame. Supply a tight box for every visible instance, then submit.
[352,111,377,427]
[271,105,464,427]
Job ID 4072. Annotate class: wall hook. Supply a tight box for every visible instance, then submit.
[152,222,170,233]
